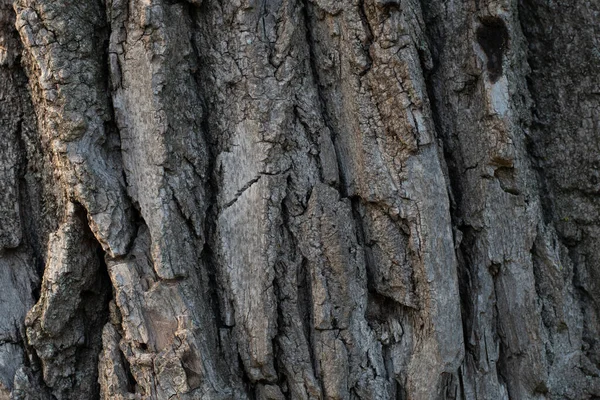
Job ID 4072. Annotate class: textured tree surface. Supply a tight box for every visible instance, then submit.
[0,0,599,398]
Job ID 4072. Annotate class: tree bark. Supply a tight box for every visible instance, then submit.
[0,0,599,399]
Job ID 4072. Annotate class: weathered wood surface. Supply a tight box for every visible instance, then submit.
[0,0,599,398]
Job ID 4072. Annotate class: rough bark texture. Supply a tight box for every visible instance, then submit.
[0,0,599,399]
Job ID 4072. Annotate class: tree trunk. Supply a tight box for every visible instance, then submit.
[0,0,599,398]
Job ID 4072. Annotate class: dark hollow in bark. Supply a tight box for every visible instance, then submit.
[476,17,509,83]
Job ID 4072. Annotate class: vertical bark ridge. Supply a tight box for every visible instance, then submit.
[518,0,600,396]
[1,1,53,397]
[303,0,463,397]
[23,203,111,400]
[14,0,136,257]
[193,1,328,396]
[421,0,600,398]
[103,0,241,397]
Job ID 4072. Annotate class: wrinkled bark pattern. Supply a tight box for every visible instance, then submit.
[0,0,599,399]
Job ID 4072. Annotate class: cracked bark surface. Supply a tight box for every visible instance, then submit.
[0,0,599,399]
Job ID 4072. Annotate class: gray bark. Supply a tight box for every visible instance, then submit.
[0,0,599,399]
